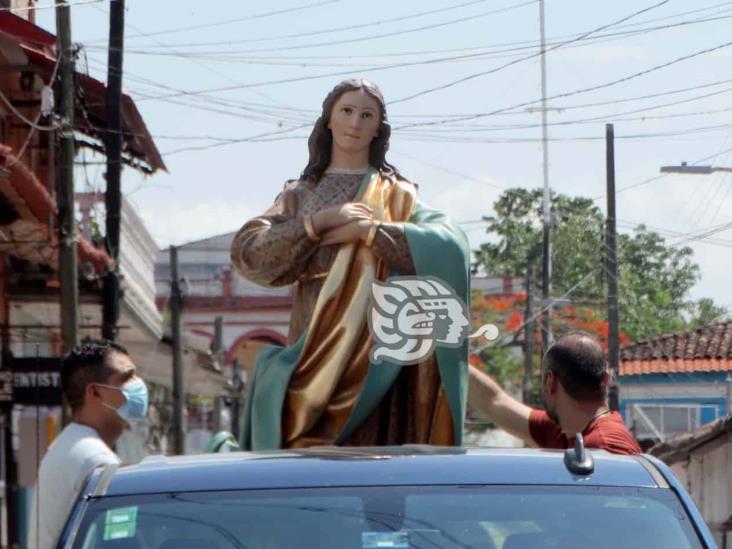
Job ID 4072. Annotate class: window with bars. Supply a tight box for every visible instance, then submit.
[629,403,719,441]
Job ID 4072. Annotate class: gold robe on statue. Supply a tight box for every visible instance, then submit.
[231,169,455,448]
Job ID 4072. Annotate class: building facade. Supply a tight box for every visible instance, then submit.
[650,414,732,548]
[619,321,732,449]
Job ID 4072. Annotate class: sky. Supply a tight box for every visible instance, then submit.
[35,0,732,314]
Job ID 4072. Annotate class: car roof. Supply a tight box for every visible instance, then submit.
[98,446,664,497]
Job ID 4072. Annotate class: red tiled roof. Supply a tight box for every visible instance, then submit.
[620,321,732,375]
[621,358,732,375]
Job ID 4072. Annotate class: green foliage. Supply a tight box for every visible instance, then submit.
[686,298,729,328]
[474,188,716,342]
[481,345,524,390]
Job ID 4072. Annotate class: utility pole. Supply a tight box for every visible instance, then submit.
[56,0,78,356]
[539,0,553,357]
[56,0,78,433]
[230,358,243,442]
[523,265,535,405]
[212,316,224,360]
[212,316,224,433]
[169,247,185,454]
[606,124,620,411]
[102,0,125,341]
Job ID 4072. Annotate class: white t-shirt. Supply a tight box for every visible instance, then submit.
[27,422,121,549]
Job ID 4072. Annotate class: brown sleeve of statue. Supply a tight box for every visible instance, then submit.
[370,222,416,275]
[230,181,318,287]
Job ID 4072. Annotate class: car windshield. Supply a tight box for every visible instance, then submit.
[70,485,703,549]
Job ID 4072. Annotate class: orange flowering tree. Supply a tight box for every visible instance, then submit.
[469,290,527,388]
[470,290,632,387]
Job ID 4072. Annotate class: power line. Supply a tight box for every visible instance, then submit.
[391,0,672,104]
[670,220,732,247]
[161,123,311,156]
[616,221,732,248]
[114,69,732,135]
[395,38,732,130]
[78,53,311,126]
[108,64,732,141]
[102,0,539,53]
[134,0,499,45]
[149,120,732,156]
[83,0,732,56]
[548,76,732,113]
[102,9,732,62]
[395,87,732,133]
[393,149,507,191]
[133,81,732,139]
[83,31,732,125]
[127,0,340,40]
[603,144,732,198]
[86,9,307,118]
[84,0,343,45]
[396,122,732,144]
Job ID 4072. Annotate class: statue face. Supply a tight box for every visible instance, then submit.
[327,89,381,155]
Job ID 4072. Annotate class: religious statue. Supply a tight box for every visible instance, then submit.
[230,79,470,449]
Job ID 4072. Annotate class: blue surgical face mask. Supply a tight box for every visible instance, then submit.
[97,377,149,423]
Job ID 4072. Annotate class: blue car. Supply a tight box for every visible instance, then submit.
[58,442,715,549]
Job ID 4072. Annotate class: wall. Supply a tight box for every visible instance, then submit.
[667,433,732,548]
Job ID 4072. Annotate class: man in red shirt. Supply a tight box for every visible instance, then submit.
[468,331,640,455]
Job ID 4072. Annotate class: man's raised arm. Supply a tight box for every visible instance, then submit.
[467,365,536,446]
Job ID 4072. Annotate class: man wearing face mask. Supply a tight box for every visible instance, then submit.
[468,331,640,455]
[28,340,148,549]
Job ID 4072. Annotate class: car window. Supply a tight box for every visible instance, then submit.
[69,485,703,549]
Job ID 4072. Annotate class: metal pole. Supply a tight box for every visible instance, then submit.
[170,247,185,454]
[56,0,78,356]
[211,317,224,435]
[102,0,125,341]
[606,124,620,411]
[230,358,241,442]
[523,265,535,405]
[213,316,223,359]
[539,0,552,356]
[212,396,222,434]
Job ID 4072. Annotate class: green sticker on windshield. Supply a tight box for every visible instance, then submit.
[362,532,409,548]
[103,507,138,541]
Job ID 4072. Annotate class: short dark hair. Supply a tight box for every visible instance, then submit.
[61,339,129,411]
[542,331,607,402]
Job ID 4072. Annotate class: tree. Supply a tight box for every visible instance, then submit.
[686,298,729,328]
[474,188,709,342]
[470,291,526,386]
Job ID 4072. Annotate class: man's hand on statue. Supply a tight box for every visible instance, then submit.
[311,203,373,235]
[320,219,371,246]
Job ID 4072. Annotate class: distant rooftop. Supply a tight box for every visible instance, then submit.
[620,321,732,375]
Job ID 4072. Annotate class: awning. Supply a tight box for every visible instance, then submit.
[0,11,55,49]
[0,144,112,272]
[0,12,166,174]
